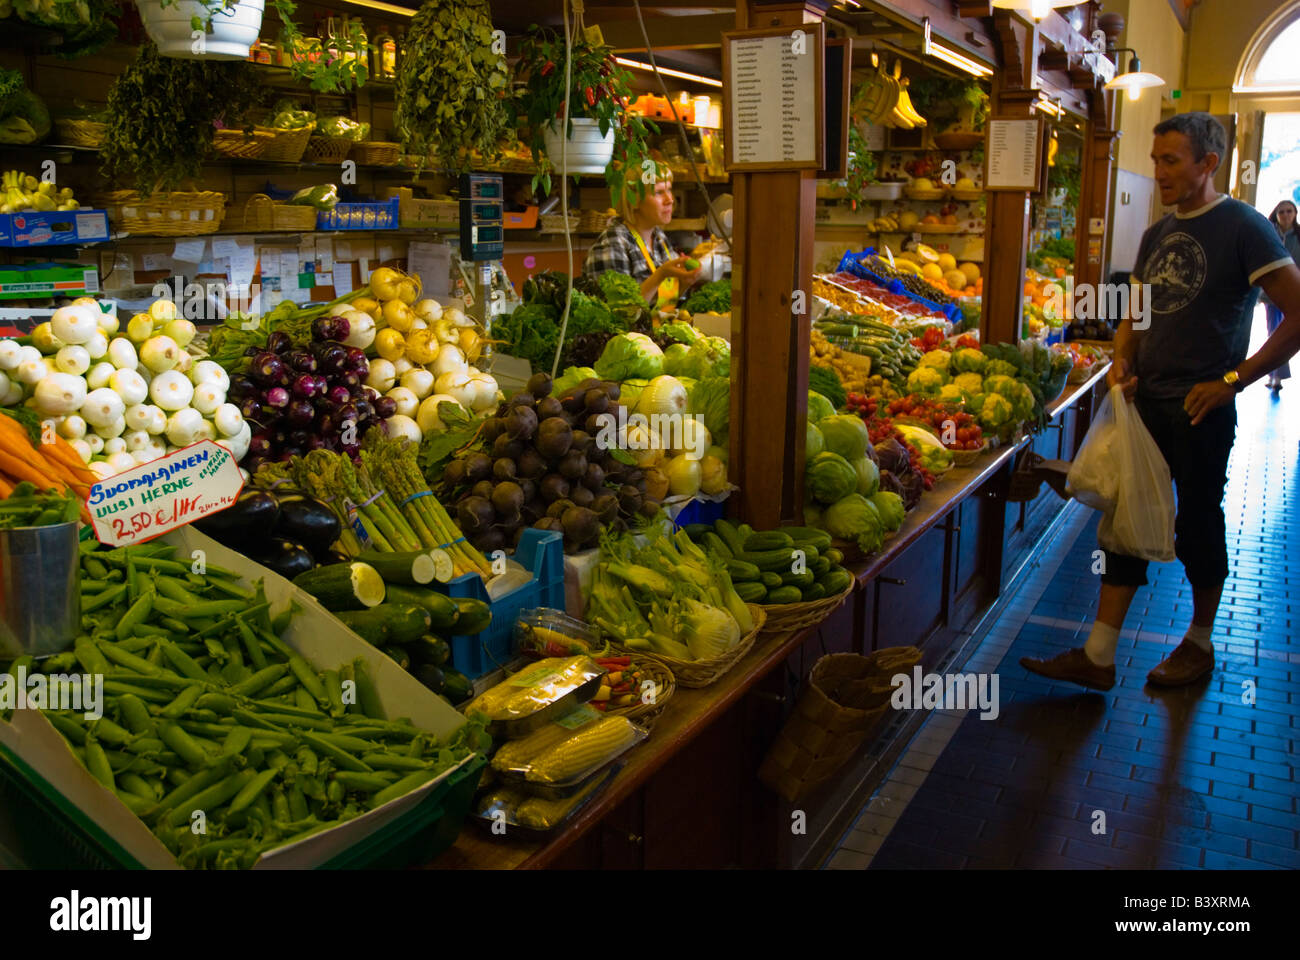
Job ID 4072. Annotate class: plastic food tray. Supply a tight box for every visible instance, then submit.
[471,763,622,837]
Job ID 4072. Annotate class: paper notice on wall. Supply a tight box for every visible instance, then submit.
[317,245,333,272]
[334,239,353,261]
[228,239,257,286]
[316,272,333,287]
[211,238,240,261]
[173,238,207,264]
[280,252,299,286]
[287,283,313,305]
[334,267,354,296]
[408,241,451,297]
[260,248,282,277]
[141,253,170,272]
[298,237,316,267]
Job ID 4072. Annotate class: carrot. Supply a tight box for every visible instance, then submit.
[0,412,37,451]
[41,436,96,483]
[0,449,61,490]
[0,475,13,498]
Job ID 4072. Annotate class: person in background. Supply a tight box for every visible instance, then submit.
[1262,200,1299,391]
[583,161,701,310]
[1022,113,1300,693]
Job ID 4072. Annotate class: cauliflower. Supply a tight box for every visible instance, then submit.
[978,393,1014,428]
[982,374,1017,398]
[918,349,952,375]
[938,383,965,404]
[906,365,948,395]
[950,348,988,375]
[952,372,985,398]
[985,359,1020,379]
[1003,380,1038,421]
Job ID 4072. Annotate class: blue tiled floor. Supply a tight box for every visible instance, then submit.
[829,316,1298,870]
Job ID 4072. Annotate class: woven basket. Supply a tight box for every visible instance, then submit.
[54,118,106,148]
[757,580,855,636]
[758,646,922,803]
[223,194,317,233]
[212,128,276,160]
[950,440,988,467]
[604,658,675,731]
[259,124,313,163]
[539,212,579,233]
[97,190,226,236]
[578,209,612,233]
[622,604,765,689]
[351,141,401,166]
[304,136,355,163]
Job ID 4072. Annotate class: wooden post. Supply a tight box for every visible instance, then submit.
[727,0,829,528]
[1075,88,1118,288]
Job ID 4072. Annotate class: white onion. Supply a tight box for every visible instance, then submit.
[162,318,196,348]
[132,448,160,465]
[392,357,413,377]
[124,430,154,453]
[83,362,113,390]
[124,404,153,432]
[54,345,90,375]
[399,368,435,399]
[385,386,419,418]
[149,370,194,411]
[93,415,127,440]
[147,406,167,435]
[465,372,498,411]
[125,314,154,344]
[70,438,92,463]
[32,373,87,416]
[88,459,114,480]
[15,345,41,366]
[444,305,474,328]
[0,339,23,370]
[83,331,109,360]
[148,299,177,323]
[191,382,225,416]
[213,403,243,437]
[102,437,126,456]
[414,299,443,323]
[365,358,397,393]
[109,369,149,406]
[96,311,119,336]
[140,335,181,373]
[191,360,230,391]
[431,344,467,377]
[174,350,193,375]
[50,305,98,345]
[166,408,204,446]
[0,376,20,405]
[15,359,47,385]
[107,338,137,371]
[135,363,153,385]
[415,394,464,434]
[218,421,252,461]
[58,415,87,440]
[194,418,217,443]
[385,413,422,444]
[107,451,137,473]
[434,371,474,407]
[85,434,104,455]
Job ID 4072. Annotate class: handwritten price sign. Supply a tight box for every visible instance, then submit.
[87,440,245,547]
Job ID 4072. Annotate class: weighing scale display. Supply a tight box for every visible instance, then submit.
[459,172,505,261]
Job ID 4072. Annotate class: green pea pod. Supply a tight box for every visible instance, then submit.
[234,617,267,671]
[159,641,208,682]
[164,769,256,827]
[220,726,253,758]
[351,658,384,720]
[227,664,289,698]
[323,669,345,719]
[158,721,210,769]
[299,731,372,774]
[227,768,280,816]
[331,771,392,793]
[84,736,115,791]
[159,685,203,720]
[117,694,157,736]
[287,656,328,706]
[72,639,111,676]
[368,768,441,809]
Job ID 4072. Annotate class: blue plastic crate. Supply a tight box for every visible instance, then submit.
[0,210,110,247]
[836,247,963,325]
[670,497,726,529]
[317,197,399,231]
[437,528,565,679]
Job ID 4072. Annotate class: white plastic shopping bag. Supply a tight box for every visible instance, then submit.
[1065,385,1175,562]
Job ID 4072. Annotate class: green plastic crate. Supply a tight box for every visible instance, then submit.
[0,742,484,870]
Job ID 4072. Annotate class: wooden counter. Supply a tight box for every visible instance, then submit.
[427,366,1109,869]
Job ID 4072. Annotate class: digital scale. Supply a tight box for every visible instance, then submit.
[457,173,514,363]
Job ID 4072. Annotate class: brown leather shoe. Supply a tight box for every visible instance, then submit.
[1146,639,1214,686]
[1020,647,1116,691]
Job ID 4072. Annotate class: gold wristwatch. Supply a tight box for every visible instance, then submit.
[1222,370,1243,392]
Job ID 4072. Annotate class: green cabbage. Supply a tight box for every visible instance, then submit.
[950,348,988,375]
[817,415,870,461]
[870,490,905,531]
[807,391,835,422]
[807,452,858,504]
[662,342,692,377]
[620,378,651,409]
[594,332,664,381]
[554,366,598,396]
[806,421,824,460]
[688,377,730,445]
[657,321,700,345]
[851,456,880,497]
[822,493,883,552]
[678,336,731,379]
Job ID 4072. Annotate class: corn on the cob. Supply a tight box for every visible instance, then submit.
[491,721,578,772]
[467,657,601,720]
[524,716,640,784]
[515,773,608,829]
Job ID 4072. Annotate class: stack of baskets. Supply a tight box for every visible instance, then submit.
[222,194,316,233]
[96,190,226,236]
[539,212,580,234]
[212,128,276,160]
[758,646,922,803]
[578,209,612,233]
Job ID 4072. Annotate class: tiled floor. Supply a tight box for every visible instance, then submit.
[825,324,1298,870]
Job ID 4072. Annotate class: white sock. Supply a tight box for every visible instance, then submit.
[1184,623,1214,654]
[1083,622,1120,667]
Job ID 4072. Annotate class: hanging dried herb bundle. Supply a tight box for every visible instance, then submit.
[394,0,512,174]
[101,42,264,195]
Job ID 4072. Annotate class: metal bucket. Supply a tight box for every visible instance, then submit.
[0,522,80,659]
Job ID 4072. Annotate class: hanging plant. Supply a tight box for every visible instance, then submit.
[907,76,989,133]
[267,0,368,93]
[101,42,264,194]
[394,0,512,175]
[5,0,120,57]
[844,125,879,210]
[514,24,658,210]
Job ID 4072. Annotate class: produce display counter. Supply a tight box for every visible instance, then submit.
[425,365,1111,870]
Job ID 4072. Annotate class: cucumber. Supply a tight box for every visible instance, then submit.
[336,604,432,647]
[820,568,853,596]
[782,527,832,552]
[682,523,713,541]
[702,531,733,560]
[780,570,815,588]
[801,582,827,601]
[740,548,797,572]
[724,558,761,582]
[810,556,831,578]
[405,635,451,667]
[714,519,747,555]
[766,586,802,604]
[744,531,794,552]
[355,550,437,585]
[734,581,767,604]
[738,523,753,540]
[382,584,460,633]
[760,572,783,589]
[450,597,491,636]
[824,548,844,565]
[293,563,385,612]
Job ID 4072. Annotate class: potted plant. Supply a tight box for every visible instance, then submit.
[137,0,267,60]
[908,76,989,150]
[394,0,512,174]
[514,25,658,210]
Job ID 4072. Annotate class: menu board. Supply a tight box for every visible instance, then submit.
[984,118,1044,191]
[723,24,824,171]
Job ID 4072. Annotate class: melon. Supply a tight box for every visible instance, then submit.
[937,253,957,271]
[898,211,920,231]
[959,262,981,282]
[914,243,940,263]
[921,263,944,281]
[944,269,969,290]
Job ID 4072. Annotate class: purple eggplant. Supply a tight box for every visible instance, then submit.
[287,400,315,427]
[373,395,398,419]
[265,386,291,410]
[313,316,349,343]
[227,375,256,401]
[252,352,286,386]
[336,403,359,429]
[291,374,318,400]
[340,441,360,459]
[318,343,349,375]
[327,384,351,406]
[242,454,268,474]
[248,433,273,458]
[287,350,318,373]
[278,449,300,462]
[339,372,361,393]
[353,398,374,422]
[288,429,311,448]
[307,435,330,451]
[266,330,293,355]
[243,345,262,358]
[315,409,337,434]
[239,397,263,421]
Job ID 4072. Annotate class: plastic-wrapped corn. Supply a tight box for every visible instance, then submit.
[522,716,642,785]
[467,657,603,722]
[515,772,610,830]
[491,722,577,773]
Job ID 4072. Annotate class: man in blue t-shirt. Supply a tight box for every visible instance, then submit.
[1023,113,1300,692]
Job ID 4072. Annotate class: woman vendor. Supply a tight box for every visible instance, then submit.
[583,164,701,309]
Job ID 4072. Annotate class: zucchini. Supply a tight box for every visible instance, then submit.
[724,558,761,582]
[766,586,803,604]
[740,548,797,572]
[760,571,783,589]
[355,550,437,585]
[782,527,832,552]
[734,581,767,604]
[335,604,432,647]
[442,670,473,705]
[714,519,747,556]
[801,582,827,601]
[780,570,815,589]
[381,584,460,633]
[414,663,445,694]
[738,523,754,540]
[293,563,385,612]
[820,568,853,596]
[702,531,733,560]
[405,635,451,667]
[449,597,491,636]
[743,531,794,552]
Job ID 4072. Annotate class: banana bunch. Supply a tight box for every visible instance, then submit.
[871,213,901,233]
[890,78,927,130]
[0,171,80,214]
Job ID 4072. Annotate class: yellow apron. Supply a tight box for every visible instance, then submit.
[631,227,678,311]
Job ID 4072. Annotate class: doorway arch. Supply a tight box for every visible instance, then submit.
[1236,0,1300,92]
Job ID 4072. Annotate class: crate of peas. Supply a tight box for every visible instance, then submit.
[0,526,490,870]
[0,483,80,529]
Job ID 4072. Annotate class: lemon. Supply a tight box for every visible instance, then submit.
[959,262,981,282]
[915,243,941,263]
[921,263,944,281]
[937,253,957,272]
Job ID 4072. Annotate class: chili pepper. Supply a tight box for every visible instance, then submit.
[584,85,596,107]
[540,60,555,76]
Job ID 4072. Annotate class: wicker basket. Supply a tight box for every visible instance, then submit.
[212,128,276,160]
[605,658,676,731]
[539,212,579,233]
[758,647,922,803]
[757,580,855,636]
[578,209,612,233]
[622,604,765,689]
[97,190,226,236]
[950,440,989,467]
[222,194,317,233]
[304,136,356,163]
[53,118,106,149]
[259,124,314,163]
[351,141,401,166]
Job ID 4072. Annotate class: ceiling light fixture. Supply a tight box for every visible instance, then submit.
[336,0,416,17]
[922,19,993,78]
[1033,94,1063,118]
[614,57,724,89]
[990,0,1079,23]
[1103,48,1165,101]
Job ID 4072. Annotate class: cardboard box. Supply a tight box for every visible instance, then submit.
[0,263,98,300]
[0,526,475,869]
[0,210,109,248]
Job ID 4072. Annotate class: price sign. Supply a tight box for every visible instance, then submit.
[87,440,245,547]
